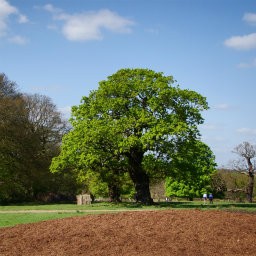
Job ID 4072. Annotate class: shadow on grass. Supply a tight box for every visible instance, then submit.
[1,201,75,206]
[154,201,256,210]
[154,202,214,209]
[2,200,256,211]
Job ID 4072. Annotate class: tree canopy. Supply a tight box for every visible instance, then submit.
[51,68,213,204]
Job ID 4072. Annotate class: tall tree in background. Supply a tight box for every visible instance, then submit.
[233,141,255,203]
[51,68,210,204]
[0,73,29,201]
[22,94,70,198]
[0,73,74,203]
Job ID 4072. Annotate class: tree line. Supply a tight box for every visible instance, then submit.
[0,73,79,203]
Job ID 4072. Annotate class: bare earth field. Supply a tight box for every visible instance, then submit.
[1,209,256,256]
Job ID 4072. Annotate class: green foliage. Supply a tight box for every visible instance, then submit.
[77,170,109,198]
[165,140,216,199]
[165,179,198,198]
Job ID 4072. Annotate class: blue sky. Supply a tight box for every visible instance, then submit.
[1,0,256,167]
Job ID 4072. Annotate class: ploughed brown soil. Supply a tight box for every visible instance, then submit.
[1,210,256,256]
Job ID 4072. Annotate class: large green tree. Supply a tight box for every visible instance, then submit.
[51,68,209,204]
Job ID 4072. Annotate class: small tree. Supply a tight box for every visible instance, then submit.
[233,142,255,202]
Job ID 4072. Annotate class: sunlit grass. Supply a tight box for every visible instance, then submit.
[0,212,88,228]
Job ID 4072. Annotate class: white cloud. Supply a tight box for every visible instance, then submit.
[43,5,135,41]
[8,35,28,45]
[0,0,28,37]
[43,4,62,14]
[0,0,17,36]
[224,33,256,50]
[18,14,29,24]
[237,58,256,68]
[243,12,256,25]
[236,128,256,136]
[0,0,17,16]
[60,10,134,41]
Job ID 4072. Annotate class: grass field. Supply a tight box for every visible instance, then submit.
[1,201,256,228]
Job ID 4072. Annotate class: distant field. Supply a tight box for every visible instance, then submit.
[1,201,256,228]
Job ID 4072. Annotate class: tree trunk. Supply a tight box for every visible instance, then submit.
[246,157,254,203]
[127,148,154,205]
[247,174,254,203]
[90,193,95,203]
[108,168,122,203]
[108,184,121,203]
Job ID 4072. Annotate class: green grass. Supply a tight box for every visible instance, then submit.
[1,201,256,228]
[0,212,89,228]
[0,202,150,228]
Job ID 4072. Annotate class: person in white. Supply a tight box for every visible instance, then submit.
[203,193,207,204]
